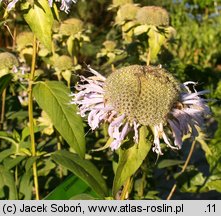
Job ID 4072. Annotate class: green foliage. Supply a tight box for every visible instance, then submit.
[33,81,85,158]
[0,165,18,199]
[51,150,108,198]
[113,126,152,196]
[0,74,13,95]
[0,0,220,200]
[22,0,54,51]
[44,174,98,200]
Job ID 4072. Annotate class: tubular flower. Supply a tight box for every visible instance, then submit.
[0,0,19,11]
[72,65,210,154]
[48,0,77,13]
[0,0,77,13]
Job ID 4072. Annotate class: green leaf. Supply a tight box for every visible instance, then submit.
[25,156,39,172]
[148,27,166,62]
[133,24,150,36]
[0,148,16,163]
[0,165,18,199]
[206,140,221,177]
[113,126,152,197]
[3,156,26,170]
[70,193,96,200]
[157,159,184,169]
[215,81,221,99]
[19,169,33,200]
[51,150,108,198]
[37,159,56,176]
[44,175,98,200]
[22,0,54,51]
[206,180,221,193]
[0,73,13,95]
[7,111,29,121]
[176,169,206,193]
[33,81,85,157]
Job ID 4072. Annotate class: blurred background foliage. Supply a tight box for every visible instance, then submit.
[0,0,221,200]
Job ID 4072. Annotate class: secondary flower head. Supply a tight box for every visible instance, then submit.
[72,65,210,154]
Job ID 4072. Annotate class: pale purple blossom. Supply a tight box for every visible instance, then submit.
[150,81,210,154]
[0,0,19,11]
[72,67,210,154]
[49,0,78,13]
[71,66,140,150]
[1,0,77,13]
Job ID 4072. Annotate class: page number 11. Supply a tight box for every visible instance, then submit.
[205,204,216,213]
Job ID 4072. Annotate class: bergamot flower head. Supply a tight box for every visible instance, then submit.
[72,65,210,155]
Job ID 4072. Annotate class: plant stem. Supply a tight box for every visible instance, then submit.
[166,140,197,200]
[55,129,63,178]
[146,48,151,66]
[28,35,39,200]
[120,177,131,200]
[0,89,6,130]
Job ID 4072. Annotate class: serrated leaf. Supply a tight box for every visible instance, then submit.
[133,24,150,36]
[177,169,206,193]
[33,81,85,157]
[0,148,16,163]
[0,73,13,95]
[19,169,33,200]
[25,156,39,172]
[67,36,74,56]
[113,126,152,197]
[22,0,54,51]
[0,131,18,146]
[197,137,212,156]
[206,180,221,192]
[44,175,98,200]
[148,27,166,62]
[0,165,18,199]
[51,150,108,198]
[37,159,56,176]
[3,156,26,170]
[157,159,184,169]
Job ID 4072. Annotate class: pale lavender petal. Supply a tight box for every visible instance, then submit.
[159,123,178,150]
[133,121,139,143]
[107,110,118,122]
[6,0,19,11]
[110,114,125,127]
[120,122,129,140]
[152,126,163,155]
[181,81,197,93]
[168,119,182,148]
[182,90,210,100]
[108,124,114,137]
[78,97,103,105]
[110,140,121,150]
[48,0,53,7]
[88,66,106,81]
[88,110,99,130]
[171,109,190,135]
